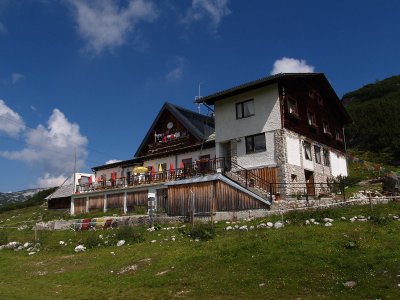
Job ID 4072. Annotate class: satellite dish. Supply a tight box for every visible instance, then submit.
[167,122,173,129]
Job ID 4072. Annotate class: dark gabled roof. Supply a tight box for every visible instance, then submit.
[195,72,351,124]
[134,102,215,157]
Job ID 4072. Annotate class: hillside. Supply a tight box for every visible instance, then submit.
[343,75,400,165]
[0,202,399,299]
[0,188,46,206]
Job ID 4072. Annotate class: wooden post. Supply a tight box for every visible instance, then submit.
[70,198,75,215]
[123,191,127,214]
[86,196,89,213]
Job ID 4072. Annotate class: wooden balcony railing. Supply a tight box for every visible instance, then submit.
[75,157,226,193]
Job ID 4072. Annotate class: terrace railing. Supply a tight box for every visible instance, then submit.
[76,157,226,193]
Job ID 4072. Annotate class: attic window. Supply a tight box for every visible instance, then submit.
[287,96,299,117]
[336,129,344,142]
[236,99,254,119]
[307,110,317,128]
[322,120,332,136]
[309,89,323,105]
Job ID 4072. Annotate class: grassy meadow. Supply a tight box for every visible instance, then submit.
[0,202,400,299]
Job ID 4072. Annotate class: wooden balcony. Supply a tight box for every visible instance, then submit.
[76,157,226,194]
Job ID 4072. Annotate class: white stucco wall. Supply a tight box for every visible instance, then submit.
[330,151,348,177]
[214,84,281,143]
[143,147,216,170]
[286,135,301,166]
[236,131,276,168]
[95,166,123,180]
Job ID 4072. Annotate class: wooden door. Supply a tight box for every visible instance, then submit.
[304,170,315,196]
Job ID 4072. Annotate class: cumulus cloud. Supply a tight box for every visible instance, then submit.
[270,57,315,75]
[37,173,68,188]
[105,159,121,164]
[67,0,158,54]
[0,108,88,188]
[0,99,25,137]
[166,56,186,82]
[11,73,25,84]
[183,0,231,29]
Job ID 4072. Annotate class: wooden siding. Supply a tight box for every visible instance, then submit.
[157,188,168,212]
[236,167,279,193]
[167,180,268,216]
[279,77,347,152]
[126,191,148,212]
[74,197,86,214]
[88,195,104,211]
[107,193,124,211]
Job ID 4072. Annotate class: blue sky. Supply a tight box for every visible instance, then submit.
[0,0,399,192]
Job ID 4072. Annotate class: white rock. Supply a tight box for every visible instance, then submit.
[28,252,36,255]
[59,241,65,245]
[151,240,157,243]
[274,222,283,229]
[310,218,315,223]
[117,240,125,247]
[323,218,334,223]
[110,252,115,255]
[195,238,200,242]
[74,245,86,252]
[147,227,155,232]
[234,225,239,229]
[305,220,310,225]
[171,237,175,241]
[23,242,32,248]
[225,226,233,231]
[267,222,274,228]
[341,217,347,220]
[98,235,103,239]
[257,223,266,228]
[314,222,320,225]
[249,226,255,230]
[350,218,356,222]
[393,216,399,220]
[325,222,333,227]
[239,225,248,231]
[225,221,231,224]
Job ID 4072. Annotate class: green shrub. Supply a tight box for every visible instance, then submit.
[114,226,144,244]
[0,231,8,245]
[81,232,104,249]
[134,206,147,215]
[187,223,215,240]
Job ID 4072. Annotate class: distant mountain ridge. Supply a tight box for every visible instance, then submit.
[0,188,46,206]
[343,75,400,165]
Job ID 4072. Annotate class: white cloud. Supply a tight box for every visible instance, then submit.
[270,57,315,75]
[67,0,158,54]
[0,99,25,137]
[11,73,25,84]
[166,56,186,82]
[0,108,88,188]
[183,0,231,29]
[105,159,121,164]
[36,173,68,188]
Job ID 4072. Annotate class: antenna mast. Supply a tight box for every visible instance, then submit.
[195,82,204,114]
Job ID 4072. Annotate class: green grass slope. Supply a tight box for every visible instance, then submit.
[343,75,400,165]
[1,202,400,299]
